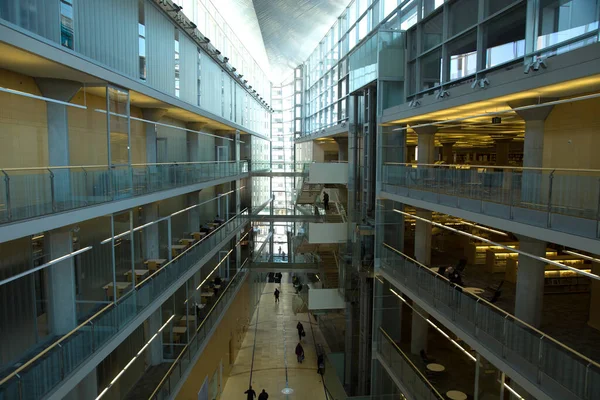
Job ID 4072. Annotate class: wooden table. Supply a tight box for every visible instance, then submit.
[191,232,206,241]
[179,315,197,326]
[171,244,187,257]
[103,282,131,299]
[124,269,149,283]
[179,238,195,247]
[426,363,446,373]
[145,258,167,272]
[172,326,187,343]
[464,287,485,295]
[446,390,467,400]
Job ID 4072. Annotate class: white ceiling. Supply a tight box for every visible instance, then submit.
[212,0,349,84]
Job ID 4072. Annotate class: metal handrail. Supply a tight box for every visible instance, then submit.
[378,327,445,399]
[0,210,248,388]
[383,162,600,174]
[136,208,248,289]
[148,257,250,399]
[0,160,247,172]
[381,242,600,371]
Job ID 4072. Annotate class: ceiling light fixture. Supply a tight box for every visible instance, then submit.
[393,209,600,280]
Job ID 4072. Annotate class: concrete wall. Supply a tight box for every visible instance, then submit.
[308,163,349,184]
[543,97,600,212]
[308,223,347,244]
[176,279,253,400]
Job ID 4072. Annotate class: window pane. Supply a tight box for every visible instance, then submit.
[422,12,443,52]
[422,0,444,19]
[536,0,599,51]
[400,0,418,30]
[383,0,398,18]
[420,48,442,91]
[447,31,477,81]
[450,0,478,36]
[484,0,516,17]
[484,4,526,68]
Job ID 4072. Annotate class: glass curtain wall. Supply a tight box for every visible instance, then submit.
[405,0,600,98]
[303,0,418,137]
[171,0,271,101]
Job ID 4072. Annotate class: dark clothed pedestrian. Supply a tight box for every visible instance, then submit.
[274,288,280,303]
[295,343,305,363]
[258,389,269,400]
[323,192,329,210]
[296,321,305,341]
[245,386,256,400]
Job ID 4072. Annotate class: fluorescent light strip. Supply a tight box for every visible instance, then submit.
[0,246,93,287]
[389,288,476,362]
[195,249,233,291]
[100,187,244,244]
[504,382,524,399]
[564,250,600,264]
[393,209,600,281]
[96,314,175,400]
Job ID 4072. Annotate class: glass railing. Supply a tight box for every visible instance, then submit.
[381,163,600,238]
[251,162,310,173]
[0,210,249,400]
[375,327,444,400]
[380,244,600,400]
[148,264,250,399]
[0,161,248,225]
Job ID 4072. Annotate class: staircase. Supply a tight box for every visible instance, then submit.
[296,183,323,205]
[319,249,340,288]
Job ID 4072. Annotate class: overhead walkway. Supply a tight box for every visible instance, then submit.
[220,275,330,399]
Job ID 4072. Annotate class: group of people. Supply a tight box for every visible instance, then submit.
[244,386,269,400]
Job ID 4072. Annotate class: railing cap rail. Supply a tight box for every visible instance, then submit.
[381,243,600,371]
[0,160,247,172]
[383,162,600,174]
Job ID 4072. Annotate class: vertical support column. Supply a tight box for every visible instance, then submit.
[494,138,512,166]
[187,192,200,233]
[411,125,437,354]
[35,78,81,206]
[441,141,455,164]
[515,236,547,328]
[142,108,168,165]
[44,227,77,335]
[335,137,349,162]
[186,122,207,163]
[234,130,242,271]
[140,203,163,366]
[509,99,554,205]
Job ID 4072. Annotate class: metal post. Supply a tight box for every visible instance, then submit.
[167,217,172,261]
[502,315,509,358]
[82,167,89,205]
[537,335,545,384]
[499,372,506,399]
[474,352,481,400]
[110,215,117,302]
[596,178,600,238]
[2,170,11,220]
[48,168,56,212]
[547,170,555,228]
[129,210,135,297]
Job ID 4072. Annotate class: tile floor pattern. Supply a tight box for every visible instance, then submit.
[221,279,328,400]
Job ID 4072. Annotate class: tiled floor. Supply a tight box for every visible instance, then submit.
[221,276,328,399]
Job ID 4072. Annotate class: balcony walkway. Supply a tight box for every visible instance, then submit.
[221,275,327,399]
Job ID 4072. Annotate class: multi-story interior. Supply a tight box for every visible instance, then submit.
[1,0,599,399]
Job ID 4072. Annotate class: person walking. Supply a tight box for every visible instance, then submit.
[274,288,280,303]
[323,191,329,210]
[244,385,256,400]
[317,354,325,375]
[258,389,269,400]
[295,342,305,363]
[296,321,305,341]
